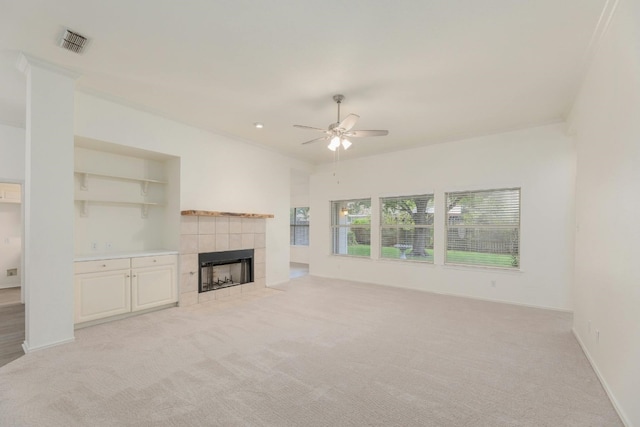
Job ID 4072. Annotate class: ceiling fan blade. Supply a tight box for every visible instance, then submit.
[338,114,360,131]
[346,130,389,137]
[301,136,327,145]
[293,124,327,132]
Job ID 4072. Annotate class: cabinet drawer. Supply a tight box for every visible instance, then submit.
[75,258,131,274]
[131,254,177,268]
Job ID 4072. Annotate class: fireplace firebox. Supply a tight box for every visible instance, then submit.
[199,249,254,293]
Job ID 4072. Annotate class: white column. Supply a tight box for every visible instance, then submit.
[18,54,78,352]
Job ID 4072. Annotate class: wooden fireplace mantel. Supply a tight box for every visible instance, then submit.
[181,210,274,219]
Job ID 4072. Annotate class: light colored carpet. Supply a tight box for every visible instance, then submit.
[0,276,622,426]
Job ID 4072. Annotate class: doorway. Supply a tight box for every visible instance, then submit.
[0,181,24,366]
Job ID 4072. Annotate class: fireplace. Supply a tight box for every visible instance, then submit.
[199,249,254,293]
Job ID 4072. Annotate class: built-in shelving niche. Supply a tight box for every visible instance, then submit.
[74,170,167,218]
[74,137,180,257]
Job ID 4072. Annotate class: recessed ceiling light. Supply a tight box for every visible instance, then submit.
[254,122,264,129]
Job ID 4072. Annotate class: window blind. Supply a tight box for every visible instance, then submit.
[446,188,520,268]
[290,207,309,246]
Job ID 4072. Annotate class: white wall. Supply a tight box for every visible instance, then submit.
[310,123,576,310]
[0,123,25,181]
[569,0,640,424]
[74,92,309,286]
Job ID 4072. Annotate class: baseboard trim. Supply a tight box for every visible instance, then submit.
[572,328,631,427]
[311,273,572,313]
[22,336,75,354]
[426,289,573,313]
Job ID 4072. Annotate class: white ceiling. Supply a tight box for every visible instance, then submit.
[0,0,606,164]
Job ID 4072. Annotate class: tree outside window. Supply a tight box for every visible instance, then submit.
[380,194,434,262]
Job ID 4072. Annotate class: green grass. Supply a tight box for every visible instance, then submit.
[446,250,517,268]
[381,246,432,260]
[346,245,432,261]
[347,244,371,256]
[343,245,518,268]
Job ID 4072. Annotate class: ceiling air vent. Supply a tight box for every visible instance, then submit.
[59,29,88,54]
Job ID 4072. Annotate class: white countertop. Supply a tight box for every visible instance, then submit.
[74,249,179,262]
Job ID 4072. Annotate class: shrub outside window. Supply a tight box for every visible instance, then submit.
[445,188,520,269]
[290,207,310,246]
[380,194,434,262]
[331,199,371,257]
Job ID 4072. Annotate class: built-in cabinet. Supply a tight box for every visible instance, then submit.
[73,140,181,326]
[74,254,177,325]
[131,255,177,311]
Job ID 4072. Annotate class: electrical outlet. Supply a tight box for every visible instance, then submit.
[105,242,112,250]
[491,280,496,287]
[6,268,17,277]
[91,242,98,250]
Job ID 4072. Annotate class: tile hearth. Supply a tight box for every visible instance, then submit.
[179,212,269,306]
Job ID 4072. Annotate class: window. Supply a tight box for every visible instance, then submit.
[446,188,520,268]
[380,194,434,262]
[331,199,371,257]
[290,207,309,246]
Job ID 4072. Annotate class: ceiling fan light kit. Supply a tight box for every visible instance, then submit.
[294,94,389,152]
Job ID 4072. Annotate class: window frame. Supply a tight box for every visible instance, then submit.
[330,198,372,258]
[379,194,434,263]
[445,187,521,270]
[290,206,310,246]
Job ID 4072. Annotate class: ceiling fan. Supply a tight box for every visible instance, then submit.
[294,94,389,151]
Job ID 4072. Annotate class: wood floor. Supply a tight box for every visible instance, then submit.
[0,302,25,367]
[0,287,21,306]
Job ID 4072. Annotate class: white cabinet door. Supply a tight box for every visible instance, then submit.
[74,269,131,323]
[131,264,177,312]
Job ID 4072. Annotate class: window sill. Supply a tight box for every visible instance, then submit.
[331,254,372,260]
[440,263,524,274]
[378,257,434,265]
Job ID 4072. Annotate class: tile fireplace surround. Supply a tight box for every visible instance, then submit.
[179,210,273,306]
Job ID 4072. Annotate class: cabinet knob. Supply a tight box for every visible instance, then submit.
[153,259,157,262]
[126,274,130,278]
[102,264,107,267]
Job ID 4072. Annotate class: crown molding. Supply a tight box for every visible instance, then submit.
[16,52,81,79]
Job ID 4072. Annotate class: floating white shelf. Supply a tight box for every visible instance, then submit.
[75,198,163,218]
[75,170,167,195]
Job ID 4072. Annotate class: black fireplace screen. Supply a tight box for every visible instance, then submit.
[198,249,254,293]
